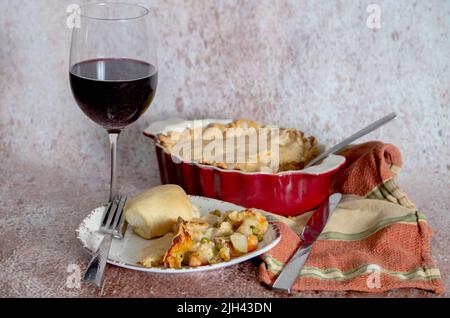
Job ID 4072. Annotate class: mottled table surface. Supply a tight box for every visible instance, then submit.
[0,157,448,298]
[1,0,449,298]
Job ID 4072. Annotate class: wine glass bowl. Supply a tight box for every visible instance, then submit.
[70,58,157,132]
[69,3,158,200]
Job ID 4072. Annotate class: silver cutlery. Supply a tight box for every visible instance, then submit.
[272,193,342,293]
[83,196,128,287]
[305,112,397,168]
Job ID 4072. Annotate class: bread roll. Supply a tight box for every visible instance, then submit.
[124,185,200,239]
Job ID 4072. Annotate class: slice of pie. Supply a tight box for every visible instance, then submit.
[139,208,269,269]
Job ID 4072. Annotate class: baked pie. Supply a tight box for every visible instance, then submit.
[156,119,320,173]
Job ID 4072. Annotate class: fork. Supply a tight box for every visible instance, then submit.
[83,196,128,287]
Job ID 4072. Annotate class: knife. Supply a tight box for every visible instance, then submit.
[272,193,342,293]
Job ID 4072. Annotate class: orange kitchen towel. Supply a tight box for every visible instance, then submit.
[259,142,444,293]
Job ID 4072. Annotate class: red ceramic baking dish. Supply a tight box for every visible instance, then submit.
[143,118,346,217]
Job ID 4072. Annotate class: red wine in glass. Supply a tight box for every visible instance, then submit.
[70,58,158,132]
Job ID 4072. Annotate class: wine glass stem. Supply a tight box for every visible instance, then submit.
[108,132,120,202]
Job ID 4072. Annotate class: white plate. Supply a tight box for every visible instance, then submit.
[76,196,281,273]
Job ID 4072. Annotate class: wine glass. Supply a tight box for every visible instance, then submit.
[69,3,158,202]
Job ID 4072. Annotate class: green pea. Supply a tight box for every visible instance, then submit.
[251,225,259,235]
[201,237,210,244]
[210,210,221,217]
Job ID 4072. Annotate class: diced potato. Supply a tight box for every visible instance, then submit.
[230,233,248,253]
[217,221,233,236]
[236,211,269,236]
[237,218,259,235]
[198,241,215,261]
[224,211,239,223]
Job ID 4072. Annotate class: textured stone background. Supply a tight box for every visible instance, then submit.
[0,0,449,297]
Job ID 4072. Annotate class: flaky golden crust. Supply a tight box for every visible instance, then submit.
[163,218,194,268]
[156,118,320,172]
